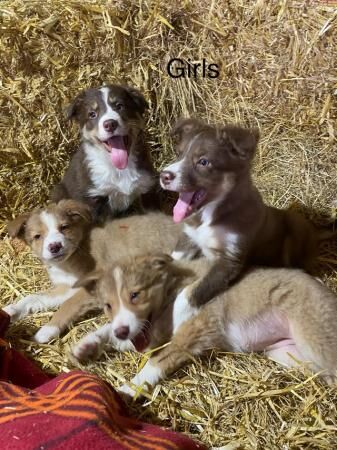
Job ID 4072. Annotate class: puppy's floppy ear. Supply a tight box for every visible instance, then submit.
[58,200,92,223]
[140,253,173,271]
[64,91,86,121]
[124,86,149,115]
[170,118,204,143]
[219,125,259,160]
[7,213,30,240]
[74,269,102,295]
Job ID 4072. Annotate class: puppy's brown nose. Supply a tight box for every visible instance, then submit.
[48,242,62,254]
[114,326,130,340]
[160,171,175,185]
[103,119,118,132]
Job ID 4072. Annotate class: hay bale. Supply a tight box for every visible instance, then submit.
[1,0,337,447]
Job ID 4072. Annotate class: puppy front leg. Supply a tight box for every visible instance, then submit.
[71,323,135,362]
[171,232,200,260]
[190,255,244,307]
[120,308,221,397]
[173,255,244,332]
[34,289,99,343]
[3,285,75,323]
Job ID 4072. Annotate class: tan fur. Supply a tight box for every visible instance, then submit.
[56,213,182,331]
[6,204,181,341]
[90,212,181,266]
[149,265,337,385]
[73,256,337,392]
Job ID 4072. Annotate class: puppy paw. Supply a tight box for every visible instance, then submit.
[118,384,137,399]
[2,304,21,322]
[114,339,135,352]
[171,251,185,260]
[71,335,101,362]
[34,325,60,343]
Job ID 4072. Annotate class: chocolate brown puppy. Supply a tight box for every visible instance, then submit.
[160,118,319,316]
[51,84,158,221]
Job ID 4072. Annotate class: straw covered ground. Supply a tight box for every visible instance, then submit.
[1,0,337,448]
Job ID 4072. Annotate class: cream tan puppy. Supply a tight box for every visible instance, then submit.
[4,200,94,343]
[72,255,337,395]
[4,206,181,343]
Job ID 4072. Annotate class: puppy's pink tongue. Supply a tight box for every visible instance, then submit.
[173,192,195,223]
[108,136,128,169]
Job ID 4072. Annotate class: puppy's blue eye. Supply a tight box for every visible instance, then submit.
[198,158,209,166]
[130,292,139,303]
[88,111,97,119]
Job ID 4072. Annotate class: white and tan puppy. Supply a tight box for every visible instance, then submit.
[4,200,94,344]
[72,255,337,395]
[4,206,181,343]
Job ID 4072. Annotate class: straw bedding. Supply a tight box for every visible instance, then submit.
[1,0,337,447]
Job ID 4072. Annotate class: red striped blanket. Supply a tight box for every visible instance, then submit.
[0,310,207,450]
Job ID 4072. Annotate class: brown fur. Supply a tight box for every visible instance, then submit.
[161,118,320,307]
[51,84,160,222]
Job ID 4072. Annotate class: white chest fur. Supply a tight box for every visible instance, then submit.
[84,142,143,195]
[47,265,78,287]
[84,142,149,213]
[184,200,240,259]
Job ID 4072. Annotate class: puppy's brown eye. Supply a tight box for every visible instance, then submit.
[197,158,210,167]
[33,234,41,240]
[88,111,97,119]
[104,303,112,310]
[59,224,69,233]
[114,103,123,111]
[130,292,139,303]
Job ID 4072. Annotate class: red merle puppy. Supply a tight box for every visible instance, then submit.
[160,118,319,330]
[51,85,158,221]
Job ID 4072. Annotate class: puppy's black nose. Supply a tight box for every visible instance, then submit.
[103,119,118,132]
[160,171,175,185]
[48,242,63,254]
[114,326,130,340]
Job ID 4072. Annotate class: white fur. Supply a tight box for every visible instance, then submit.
[171,250,185,260]
[47,266,78,287]
[161,132,202,191]
[4,288,78,323]
[72,322,135,361]
[118,384,137,397]
[225,231,240,256]
[184,198,241,259]
[84,142,150,212]
[112,304,139,336]
[160,159,184,191]
[183,199,220,259]
[40,212,65,261]
[111,266,139,338]
[227,322,247,352]
[173,287,198,333]
[119,361,163,397]
[184,223,217,259]
[97,87,126,140]
[34,325,60,343]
